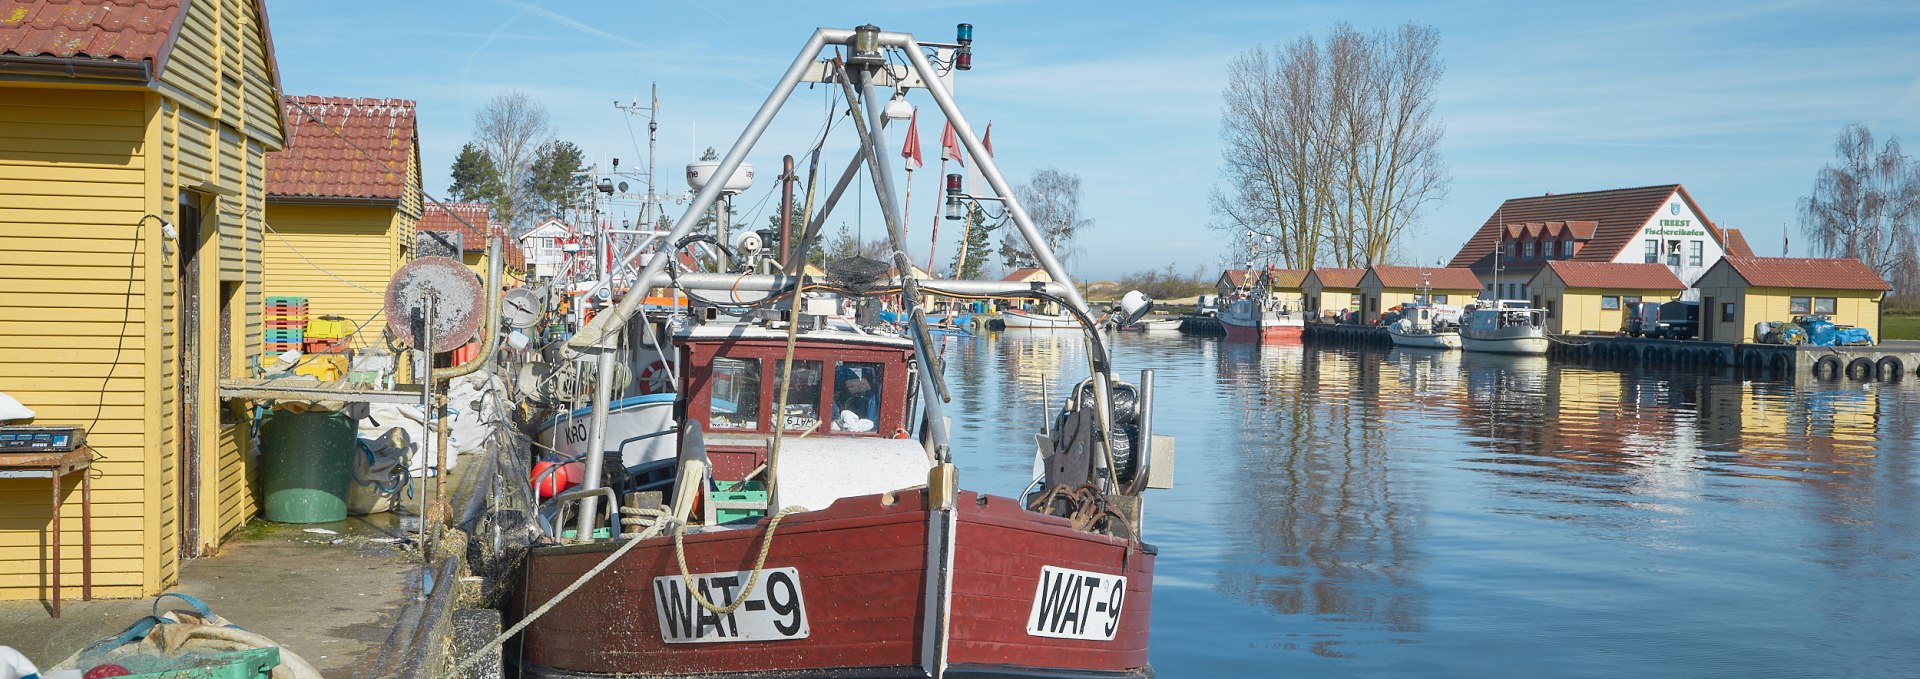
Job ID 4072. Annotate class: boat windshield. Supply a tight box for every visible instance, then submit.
[710,357,762,430]
[832,362,885,433]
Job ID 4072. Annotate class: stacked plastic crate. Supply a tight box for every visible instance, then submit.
[263,296,308,355]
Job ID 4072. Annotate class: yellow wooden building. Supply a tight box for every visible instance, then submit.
[0,0,286,601]
[1356,266,1482,323]
[262,96,421,342]
[1300,267,1364,319]
[420,201,498,277]
[1528,261,1686,334]
[1693,256,1891,343]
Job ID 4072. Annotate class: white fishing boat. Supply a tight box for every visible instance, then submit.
[1135,318,1182,332]
[1461,300,1549,355]
[999,307,1079,329]
[1387,304,1461,350]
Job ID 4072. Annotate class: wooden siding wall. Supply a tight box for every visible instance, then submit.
[0,88,155,600]
[0,0,283,600]
[1536,280,1681,335]
[262,204,398,337]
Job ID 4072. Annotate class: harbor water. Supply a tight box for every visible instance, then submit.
[943,330,1919,678]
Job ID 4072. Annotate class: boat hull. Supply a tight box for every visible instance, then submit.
[999,310,1080,330]
[512,490,1154,678]
[1460,334,1549,355]
[1387,329,1461,350]
[1219,318,1303,342]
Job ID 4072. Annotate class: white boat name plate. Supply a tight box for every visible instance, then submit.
[1026,565,1125,641]
[654,567,808,643]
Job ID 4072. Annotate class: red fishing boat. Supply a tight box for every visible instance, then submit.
[1217,296,1304,342]
[507,24,1172,679]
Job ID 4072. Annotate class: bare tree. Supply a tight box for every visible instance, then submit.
[1800,123,1920,292]
[473,90,553,229]
[1211,22,1448,270]
[1001,167,1094,270]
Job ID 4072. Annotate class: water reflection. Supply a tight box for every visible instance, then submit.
[1213,342,1423,658]
[941,332,1920,676]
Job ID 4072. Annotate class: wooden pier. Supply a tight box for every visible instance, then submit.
[1546,335,1920,382]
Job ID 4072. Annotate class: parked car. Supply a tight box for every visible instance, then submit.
[1195,295,1219,317]
[1622,300,1699,339]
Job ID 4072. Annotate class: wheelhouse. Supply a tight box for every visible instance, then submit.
[676,325,918,480]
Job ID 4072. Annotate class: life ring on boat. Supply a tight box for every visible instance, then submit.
[637,360,673,394]
[1810,355,1843,380]
[1845,357,1875,381]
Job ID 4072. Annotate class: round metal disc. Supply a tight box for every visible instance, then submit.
[502,287,542,329]
[385,256,485,352]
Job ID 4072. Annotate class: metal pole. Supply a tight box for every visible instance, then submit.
[570,28,838,351]
[891,38,1090,315]
[575,219,619,540]
[845,61,950,454]
[779,154,796,267]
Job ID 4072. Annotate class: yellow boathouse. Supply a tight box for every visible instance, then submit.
[0,0,287,601]
[263,96,422,342]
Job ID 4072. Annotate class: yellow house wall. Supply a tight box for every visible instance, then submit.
[1356,271,1476,322]
[1530,270,1683,334]
[1694,263,1885,343]
[262,204,399,340]
[0,88,159,600]
[0,0,283,600]
[1299,276,1359,317]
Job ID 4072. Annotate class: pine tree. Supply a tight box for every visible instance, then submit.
[522,140,587,228]
[951,204,993,279]
[448,143,502,203]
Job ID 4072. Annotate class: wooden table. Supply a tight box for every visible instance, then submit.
[0,447,92,617]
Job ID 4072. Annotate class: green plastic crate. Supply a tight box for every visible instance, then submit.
[106,646,280,679]
[710,480,769,524]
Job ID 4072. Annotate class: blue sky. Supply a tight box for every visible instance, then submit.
[263,1,1920,280]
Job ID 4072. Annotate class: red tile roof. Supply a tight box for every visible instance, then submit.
[1218,269,1253,288]
[1307,267,1366,289]
[1723,228,1755,257]
[420,202,493,254]
[1367,265,1482,290]
[1262,268,1307,289]
[1539,261,1685,290]
[1448,185,1726,277]
[267,96,417,201]
[1713,256,1890,291]
[1001,266,1047,282]
[0,0,184,67]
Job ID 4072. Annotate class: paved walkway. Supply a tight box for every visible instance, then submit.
[0,514,418,677]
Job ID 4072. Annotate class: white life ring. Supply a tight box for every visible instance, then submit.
[638,360,674,394]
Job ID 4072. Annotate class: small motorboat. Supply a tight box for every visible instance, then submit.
[1386,304,1462,350]
[1461,300,1549,355]
[999,307,1079,330]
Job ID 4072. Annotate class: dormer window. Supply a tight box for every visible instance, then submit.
[1522,240,1535,258]
[1562,239,1575,258]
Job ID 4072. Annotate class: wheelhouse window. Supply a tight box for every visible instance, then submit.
[709,358,762,430]
[1601,295,1621,310]
[773,359,824,432]
[832,362,886,433]
[1814,297,1837,315]
[1790,296,1811,314]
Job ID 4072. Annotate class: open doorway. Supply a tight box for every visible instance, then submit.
[176,192,205,559]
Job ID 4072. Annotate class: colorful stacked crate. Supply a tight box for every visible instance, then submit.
[304,315,350,354]
[263,296,308,354]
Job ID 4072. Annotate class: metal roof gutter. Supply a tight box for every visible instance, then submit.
[265,195,404,208]
[0,54,151,82]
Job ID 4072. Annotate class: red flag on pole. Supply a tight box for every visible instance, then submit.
[901,107,923,170]
[981,122,993,158]
[940,121,964,166]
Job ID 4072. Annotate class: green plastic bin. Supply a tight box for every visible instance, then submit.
[710,480,769,524]
[259,409,356,523]
[104,647,280,679]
